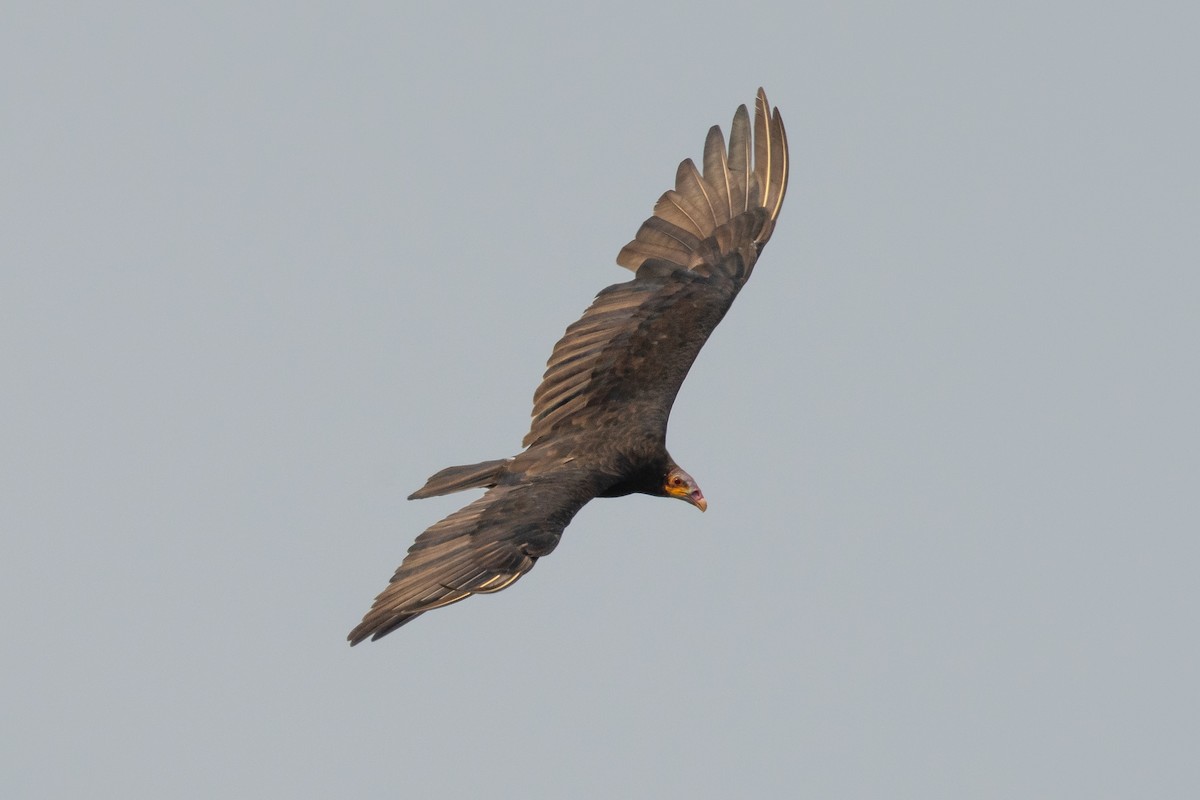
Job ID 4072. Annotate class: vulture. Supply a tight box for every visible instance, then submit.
[349,89,789,644]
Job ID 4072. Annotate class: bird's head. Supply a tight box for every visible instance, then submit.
[663,465,707,512]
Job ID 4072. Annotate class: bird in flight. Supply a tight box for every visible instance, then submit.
[349,89,789,644]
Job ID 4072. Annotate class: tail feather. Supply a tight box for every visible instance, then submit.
[407,458,511,500]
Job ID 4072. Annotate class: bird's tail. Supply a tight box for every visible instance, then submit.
[407,458,511,500]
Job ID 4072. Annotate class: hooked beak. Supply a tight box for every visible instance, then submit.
[668,484,707,512]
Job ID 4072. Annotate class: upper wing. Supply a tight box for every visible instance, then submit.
[524,89,789,448]
[347,475,593,644]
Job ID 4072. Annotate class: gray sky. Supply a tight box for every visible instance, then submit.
[4,2,1198,798]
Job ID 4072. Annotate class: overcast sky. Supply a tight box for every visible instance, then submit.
[4,2,1198,798]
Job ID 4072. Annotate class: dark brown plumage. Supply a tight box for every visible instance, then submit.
[348,89,789,644]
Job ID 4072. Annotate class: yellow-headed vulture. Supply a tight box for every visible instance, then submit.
[349,89,789,644]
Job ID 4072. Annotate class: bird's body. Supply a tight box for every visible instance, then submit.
[349,90,789,644]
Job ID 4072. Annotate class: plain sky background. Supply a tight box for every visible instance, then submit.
[4,2,1198,798]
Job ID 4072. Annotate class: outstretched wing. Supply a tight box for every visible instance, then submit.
[524,88,789,448]
[347,476,592,644]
